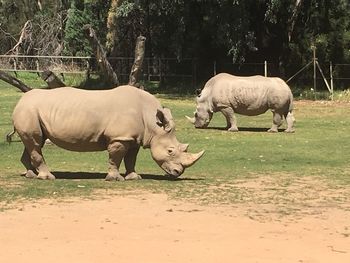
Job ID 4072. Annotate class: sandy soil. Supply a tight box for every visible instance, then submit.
[1,193,349,263]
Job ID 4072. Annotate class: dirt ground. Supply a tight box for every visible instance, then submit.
[1,193,349,263]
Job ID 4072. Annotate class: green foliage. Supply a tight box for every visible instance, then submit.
[289,0,350,66]
[63,0,109,56]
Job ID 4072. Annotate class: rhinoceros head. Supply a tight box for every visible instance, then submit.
[186,98,213,128]
[150,108,204,177]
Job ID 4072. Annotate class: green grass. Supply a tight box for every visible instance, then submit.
[1,79,350,216]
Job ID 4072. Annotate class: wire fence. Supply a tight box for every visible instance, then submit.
[0,55,349,91]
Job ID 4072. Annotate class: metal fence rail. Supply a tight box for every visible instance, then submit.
[0,55,349,90]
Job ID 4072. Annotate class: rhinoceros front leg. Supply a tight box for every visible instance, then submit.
[124,145,142,180]
[268,111,283,133]
[106,140,129,181]
[220,107,238,132]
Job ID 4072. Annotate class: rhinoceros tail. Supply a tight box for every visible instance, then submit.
[288,91,294,113]
[6,128,16,144]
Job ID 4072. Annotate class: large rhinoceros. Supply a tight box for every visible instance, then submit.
[12,85,204,180]
[187,73,295,132]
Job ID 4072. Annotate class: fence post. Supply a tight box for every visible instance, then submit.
[213,60,217,76]
[159,58,162,82]
[85,59,90,79]
[330,62,334,101]
[36,58,40,72]
[312,44,317,94]
[147,58,150,81]
[192,58,197,89]
[264,60,268,77]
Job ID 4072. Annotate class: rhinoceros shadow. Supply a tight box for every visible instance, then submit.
[52,171,202,181]
[206,126,285,132]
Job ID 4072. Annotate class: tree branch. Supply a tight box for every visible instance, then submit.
[83,24,119,86]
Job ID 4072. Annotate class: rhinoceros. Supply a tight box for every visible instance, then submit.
[186,73,295,132]
[12,85,204,180]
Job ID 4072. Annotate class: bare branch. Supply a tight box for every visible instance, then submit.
[6,20,33,55]
[37,1,42,11]
[129,36,146,87]
[83,24,119,86]
[41,70,66,89]
[288,0,303,42]
[0,70,32,92]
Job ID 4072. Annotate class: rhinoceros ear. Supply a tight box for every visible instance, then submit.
[156,108,175,132]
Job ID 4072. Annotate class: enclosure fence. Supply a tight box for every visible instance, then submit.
[0,55,348,91]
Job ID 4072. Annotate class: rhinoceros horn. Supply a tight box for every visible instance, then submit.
[181,150,205,168]
[185,115,195,124]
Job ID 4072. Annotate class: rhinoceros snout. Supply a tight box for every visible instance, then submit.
[195,122,209,129]
[170,168,182,177]
[163,166,184,178]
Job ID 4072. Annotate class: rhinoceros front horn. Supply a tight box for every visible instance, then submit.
[181,150,205,168]
[185,115,195,124]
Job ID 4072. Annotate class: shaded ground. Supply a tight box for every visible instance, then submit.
[1,191,349,263]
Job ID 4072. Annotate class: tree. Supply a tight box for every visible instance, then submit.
[106,0,126,56]
[63,0,109,56]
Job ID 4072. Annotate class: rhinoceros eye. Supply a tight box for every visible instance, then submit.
[167,147,175,156]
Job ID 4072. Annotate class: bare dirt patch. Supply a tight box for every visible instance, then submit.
[1,191,350,263]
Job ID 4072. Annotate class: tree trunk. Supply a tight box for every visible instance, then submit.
[106,0,125,56]
[288,0,304,42]
[83,24,119,86]
[0,70,32,92]
[129,36,146,87]
[41,70,66,88]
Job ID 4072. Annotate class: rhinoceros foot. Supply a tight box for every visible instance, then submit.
[37,172,56,180]
[105,172,125,182]
[228,127,239,132]
[284,128,295,133]
[267,128,278,133]
[125,172,142,180]
[24,170,37,179]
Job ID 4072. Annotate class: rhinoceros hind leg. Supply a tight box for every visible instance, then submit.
[221,107,238,131]
[20,149,37,178]
[106,141,129,182]
[268,111,283,133]
[21,144,54,179]
[284,112,295,133]
[27,147,54,180]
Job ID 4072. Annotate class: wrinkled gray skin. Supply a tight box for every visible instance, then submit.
[12,85,204,181]
[188,73,295,133]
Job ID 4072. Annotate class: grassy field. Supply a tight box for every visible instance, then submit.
[1,74,350,217]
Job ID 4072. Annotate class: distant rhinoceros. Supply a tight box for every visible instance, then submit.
[12,85,204,180]
[186,73,295,132]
